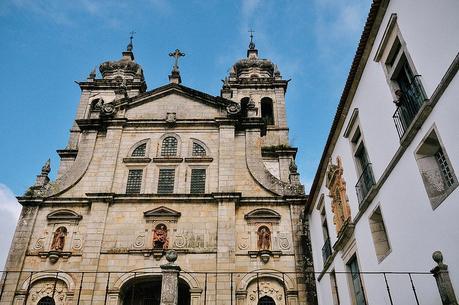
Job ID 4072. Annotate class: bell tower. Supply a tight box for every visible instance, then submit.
[221,34,289,146]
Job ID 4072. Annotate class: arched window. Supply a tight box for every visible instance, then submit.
[131,143,146,157]
[261,97,274,125]
[192,142,206,156]
[161,137,178,157]
[37,296,55,305]
[258,296,275,305]
[240,97,250,118]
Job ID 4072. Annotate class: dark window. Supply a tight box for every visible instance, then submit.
[240,97,249,118]
[131,143,146,157]
[261,97,274,125]
[348,256,367,305]
[37,297,55,305]
[126,169,143,194]
[258,296,275,305]
[158,169,175,194]
[190,169,206,194]
[192,143,206,156]
[161,137,178,157]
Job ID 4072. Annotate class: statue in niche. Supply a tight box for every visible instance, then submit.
[257,226,271,250]
[153,224,169,250]
[51,226,67,251]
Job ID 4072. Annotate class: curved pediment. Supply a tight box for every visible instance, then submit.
[244,208,281,221]
[144,206,181,218]
[47,209,83,221]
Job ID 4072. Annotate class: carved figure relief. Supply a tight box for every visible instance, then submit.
[153,224,169,250]
[29,280,67,305]
[257,226,271,250]
[51,227,67,251]
[248,280,284,305]
[326,156,352,234]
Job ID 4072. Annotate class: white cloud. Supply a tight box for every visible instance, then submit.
[0,184,21,270]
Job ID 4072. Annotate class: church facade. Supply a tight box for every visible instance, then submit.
[1,38,316,305]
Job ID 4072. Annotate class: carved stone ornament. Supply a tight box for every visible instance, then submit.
[248,281,284,305]
[30,280,67,305]
[166,112,177,124]
[51,227,67,251]
[238,233,250,250]
[153,224,169,250]
[257,226,271,250]
[101,103,116,116]
[326,156,352,234]
[277,233,290,250]
[226,103,241,115]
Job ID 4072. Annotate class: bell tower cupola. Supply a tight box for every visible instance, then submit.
[221,33,289,146]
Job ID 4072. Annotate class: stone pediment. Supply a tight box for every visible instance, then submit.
[127,83,235,110]
[144,206,181,218]
[47,209,83,221]
[244,208,281,222]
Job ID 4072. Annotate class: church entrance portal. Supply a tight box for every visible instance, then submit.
[121,276,190,305]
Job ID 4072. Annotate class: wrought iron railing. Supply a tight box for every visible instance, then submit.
[0,270,441,305]
[392,75,428,139]
[322,237,332,264]
[355,163,375,205]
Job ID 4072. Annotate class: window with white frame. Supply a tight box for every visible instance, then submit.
[369,206,391,262]
[375,14,427,139]
[415,127,457,209]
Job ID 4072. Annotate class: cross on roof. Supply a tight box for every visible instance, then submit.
[169,49,185,71]
[248,29,256,49]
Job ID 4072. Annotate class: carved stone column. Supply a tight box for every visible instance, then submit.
[160,250,181,305]
[431,251,458,305]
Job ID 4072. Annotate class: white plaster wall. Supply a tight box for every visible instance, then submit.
[308,0,459,304]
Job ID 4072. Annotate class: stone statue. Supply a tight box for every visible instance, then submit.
[257,226,271,250]
[153,224,169,250]
[51,227,67,251]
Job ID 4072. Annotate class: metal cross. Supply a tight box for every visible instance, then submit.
[129,31,136,45]
[249,29,255,43]
[169,49,185,71]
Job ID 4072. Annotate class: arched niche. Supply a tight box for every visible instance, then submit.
[261,97,274,125]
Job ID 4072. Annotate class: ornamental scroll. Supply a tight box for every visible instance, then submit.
[326,156,351,234]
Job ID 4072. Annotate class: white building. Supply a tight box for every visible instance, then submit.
[305,0,459,304]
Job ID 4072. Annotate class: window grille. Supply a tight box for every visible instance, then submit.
[435,148,455,187]
[192,142,206,156]
[158,169,175,194]
[161,137,178,157]
[37,297,55,305]
[190,169,206,194]
[126,169,143,194]
[131,143,146,157]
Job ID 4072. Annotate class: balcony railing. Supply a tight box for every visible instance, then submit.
[392,75,428,139]
[355,163,375,206]
[322,237,332,264]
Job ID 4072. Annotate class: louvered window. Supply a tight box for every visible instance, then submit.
[126,169,143,194]
[131,143,146,157]
[158,169,175,194]
[161,137,177,157]
[192,142,206,156]
[190,169,206,194]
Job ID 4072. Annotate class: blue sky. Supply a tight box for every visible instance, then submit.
[0,0,371,266]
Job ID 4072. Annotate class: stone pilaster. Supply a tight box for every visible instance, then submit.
[217,119,236,192]
[431,251,458,305]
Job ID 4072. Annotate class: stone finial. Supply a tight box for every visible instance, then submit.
[127,31,135,52]
[165,249,178,263]
[247,29,258,59]
[431,250,458,305]
[289,159,298,173]
[34,159,51,187]
[88,67,96,80]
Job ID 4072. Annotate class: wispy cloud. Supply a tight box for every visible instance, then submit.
[0,184,21,269]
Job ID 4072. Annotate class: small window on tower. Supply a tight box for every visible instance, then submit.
[157,168,175,194]
[192,142,206,156]
[240,97,249,118]
[161,137,178,157]
[126,169,143,194]
[261,97,274,125]
[131,143,146,157]
[190,168,206,194]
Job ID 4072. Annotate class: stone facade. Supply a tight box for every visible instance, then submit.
[2,39,315,305]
